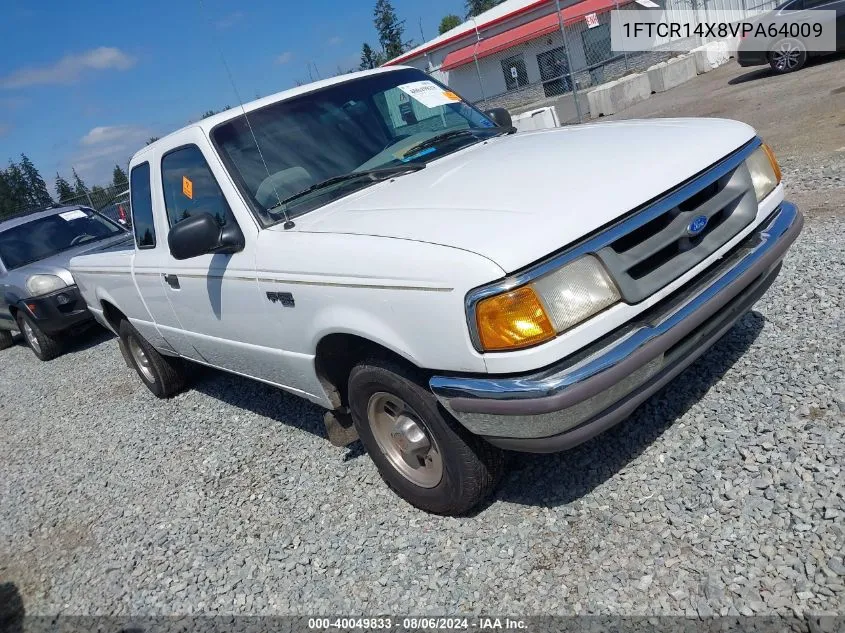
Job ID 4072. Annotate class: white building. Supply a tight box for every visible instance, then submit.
[384,0,639,108]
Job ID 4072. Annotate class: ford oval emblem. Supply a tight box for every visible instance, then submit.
[687,215,709,237]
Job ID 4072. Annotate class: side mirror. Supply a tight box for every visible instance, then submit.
[167,212,245,261]
[485,107,514,130]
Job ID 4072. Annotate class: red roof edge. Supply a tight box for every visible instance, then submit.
[384,0,554,66]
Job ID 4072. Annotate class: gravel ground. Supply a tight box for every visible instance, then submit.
[2,62,845,618]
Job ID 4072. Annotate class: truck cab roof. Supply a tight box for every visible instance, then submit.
[134,66,411,163]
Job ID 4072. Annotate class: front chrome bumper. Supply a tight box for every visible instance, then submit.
[429,202,803,453]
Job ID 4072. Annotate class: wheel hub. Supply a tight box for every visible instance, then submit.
[128,336,155,383]
[367,392,443,488]
[390,415,432,468]
[22,321,41,354]
[773,42,801,70]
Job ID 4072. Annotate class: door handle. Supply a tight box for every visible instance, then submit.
[163,273,180,289]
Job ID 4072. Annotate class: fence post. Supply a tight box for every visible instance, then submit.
[554,0,584,124]
[614,0,631,71]
[471,19,487,104]
[82,187,95,209]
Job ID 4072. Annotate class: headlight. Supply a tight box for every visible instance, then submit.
[26,274,67,297]
[474,256,621,352]
[745,143,782,202]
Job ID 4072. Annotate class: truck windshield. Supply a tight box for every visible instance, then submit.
[0,209,123,270]
[212,68,502,226]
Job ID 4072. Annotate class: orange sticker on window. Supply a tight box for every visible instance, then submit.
[442,91,460,101]
[182,176,193,200]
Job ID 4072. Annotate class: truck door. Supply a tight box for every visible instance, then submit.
[154,137,292,384]
[128,161,198,358]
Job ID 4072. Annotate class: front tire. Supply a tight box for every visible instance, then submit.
[769,39,807,73]
[348,358,504,515]
[0,329,13,351]
[119,320,187,398]
[17,312,63,361]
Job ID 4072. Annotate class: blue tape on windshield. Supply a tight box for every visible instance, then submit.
[401,147,437,162]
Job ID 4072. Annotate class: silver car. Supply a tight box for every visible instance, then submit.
[0,206,131,360]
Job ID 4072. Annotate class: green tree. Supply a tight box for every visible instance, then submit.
[359,43,385,69]
[465,0,504,18]
[71,168,89,200]
[439,14,462,34]
[0,171,12,218]
[90,185,109,209]
[201,106,231,120]
[55,173,75,203]
[146,137,160,146]
[0,156,57,216]
[373,0,408,60]
[112,164,128,190]
[3,162,29,213]
[19,154,53,208]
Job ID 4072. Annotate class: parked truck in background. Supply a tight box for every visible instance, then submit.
[69,66,802,514]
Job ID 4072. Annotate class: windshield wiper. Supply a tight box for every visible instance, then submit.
[400,129,480,159]
[267,164,426,212]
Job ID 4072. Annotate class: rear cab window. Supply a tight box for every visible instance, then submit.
[130,163,156,249]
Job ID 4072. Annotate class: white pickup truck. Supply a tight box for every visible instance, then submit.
[71,66,802,514]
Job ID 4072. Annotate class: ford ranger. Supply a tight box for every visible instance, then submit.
[69,66,803,515]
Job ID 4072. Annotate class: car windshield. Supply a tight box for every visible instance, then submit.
[0,209,124,270]
[212,68,503,226]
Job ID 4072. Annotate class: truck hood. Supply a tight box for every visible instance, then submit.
[291,118,757,273]
[20,233,133,286]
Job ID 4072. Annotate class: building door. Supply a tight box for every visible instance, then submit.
[501,54,529,91]
[536,47,572,97]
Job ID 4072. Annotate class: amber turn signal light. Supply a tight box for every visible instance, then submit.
[762,143,782,184]
[476,286,556,352]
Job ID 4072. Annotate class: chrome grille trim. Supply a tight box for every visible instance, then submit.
[597,156,758,303]
[464,137,762,352]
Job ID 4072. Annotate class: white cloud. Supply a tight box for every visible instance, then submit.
[71,125,152,185]
[0,47,136,89]
[80,125,145,147]
[216,11,244,30]
[275,52,294,65]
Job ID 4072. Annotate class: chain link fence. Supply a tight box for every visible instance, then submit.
[421,0,779,124]
[2,183,131,226]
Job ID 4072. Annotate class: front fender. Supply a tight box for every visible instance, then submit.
[306,290,488,374]
[309,305,423,368]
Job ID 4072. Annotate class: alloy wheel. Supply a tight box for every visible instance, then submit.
[128,335,156,383]
[22,320,41,354]
[366,392,443,488]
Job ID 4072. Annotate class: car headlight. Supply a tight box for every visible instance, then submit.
[474,256,621,352]
[745,143,782,202]
[26,274,68,297]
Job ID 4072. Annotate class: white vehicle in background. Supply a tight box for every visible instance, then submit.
[70,67,802,514]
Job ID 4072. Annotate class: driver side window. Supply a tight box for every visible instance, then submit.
[161,145,234,228]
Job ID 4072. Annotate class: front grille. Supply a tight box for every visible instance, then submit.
[597,159,757,304]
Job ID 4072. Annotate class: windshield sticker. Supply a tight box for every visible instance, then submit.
[59,210,88,221]
[398,81,462,108]
[400,147,437,163]
[478,118,496,128]
[182,176,193,200]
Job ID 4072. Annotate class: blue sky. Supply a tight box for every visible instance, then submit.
[0,0,461,190]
